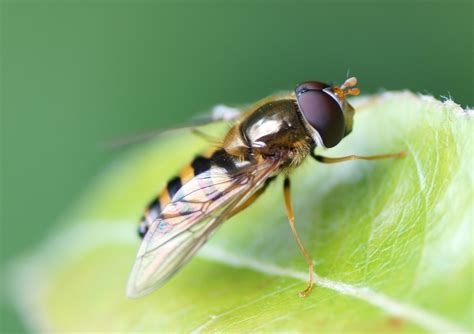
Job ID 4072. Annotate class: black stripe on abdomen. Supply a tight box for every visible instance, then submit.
[138,197,162,239]
[211,148,237,173]
[191,155,212,176]
[167,176,183,199]
[147,197,161,216]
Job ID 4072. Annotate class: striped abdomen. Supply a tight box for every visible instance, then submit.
[137,148,240,239]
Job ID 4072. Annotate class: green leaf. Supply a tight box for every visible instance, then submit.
[8,92,473,332]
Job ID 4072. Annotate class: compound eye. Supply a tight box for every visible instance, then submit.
[296,89,345,148]
[295,81,329,95]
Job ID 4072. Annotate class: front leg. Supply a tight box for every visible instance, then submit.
[311,151,406,163]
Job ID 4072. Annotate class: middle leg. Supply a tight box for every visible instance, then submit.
[283,177,315,297]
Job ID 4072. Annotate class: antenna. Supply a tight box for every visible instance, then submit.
[333,77,360,99]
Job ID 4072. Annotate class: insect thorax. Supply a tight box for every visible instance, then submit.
[223,99,313,169]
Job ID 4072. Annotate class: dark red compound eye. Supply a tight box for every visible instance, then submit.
[295,81,345,148]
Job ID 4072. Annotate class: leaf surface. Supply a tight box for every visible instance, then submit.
[9,92,473,333]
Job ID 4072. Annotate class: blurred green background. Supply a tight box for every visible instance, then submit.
[1,0,472,332]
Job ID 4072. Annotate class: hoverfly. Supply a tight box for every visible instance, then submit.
[126,77,405,298]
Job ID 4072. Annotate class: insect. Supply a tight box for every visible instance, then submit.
[126,77,405,298]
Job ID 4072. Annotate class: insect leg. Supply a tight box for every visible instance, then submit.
[229,177,274,218]
[283,177,315,297]
[311,151,406,163]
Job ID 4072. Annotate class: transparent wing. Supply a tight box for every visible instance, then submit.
[104,105,242,150]
[126,160,279,298]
